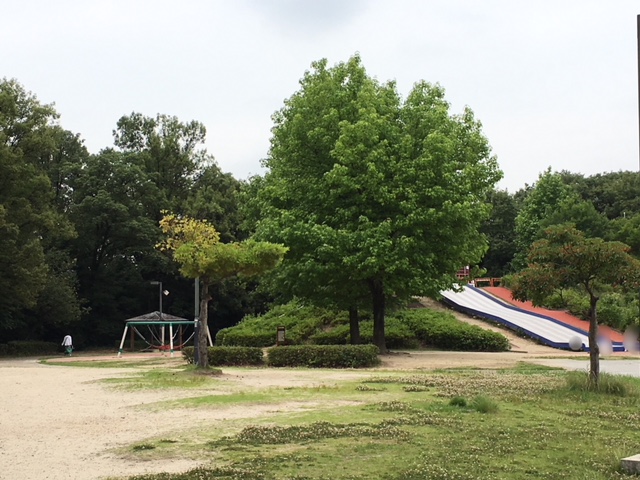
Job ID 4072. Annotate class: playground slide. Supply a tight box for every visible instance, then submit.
[440,285,626,352]
[483,286,626,344]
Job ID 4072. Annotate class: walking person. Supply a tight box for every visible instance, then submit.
[62,334,73,356]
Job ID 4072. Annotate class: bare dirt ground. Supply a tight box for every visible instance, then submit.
[0,305,617,480]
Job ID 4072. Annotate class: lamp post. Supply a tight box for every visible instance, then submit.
[150,281,169,347]
[150,281,163,319]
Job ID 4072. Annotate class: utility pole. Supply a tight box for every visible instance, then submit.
[637,15,640,171]
[194,277,200,364]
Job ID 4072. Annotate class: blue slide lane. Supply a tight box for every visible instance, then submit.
[440,285,625,352]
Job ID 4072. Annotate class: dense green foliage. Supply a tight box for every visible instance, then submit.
[512,225,640,385]
[0,340,59,357]
[4,70,640,350]
[393,309,510,352]
[158,213,286,368]
[182,346,264,366]
[266,344,380,368]
[216,301,509,352]
[0,79,254,346]
[249,55,502,352]
[216,301,345,347]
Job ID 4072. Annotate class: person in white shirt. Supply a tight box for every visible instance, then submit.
[62,335,73,356]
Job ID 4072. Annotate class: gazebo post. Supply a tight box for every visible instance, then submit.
[130,326,134,351]
[118,324,129,357]
[169,323,174,357]
[207,325,213,346]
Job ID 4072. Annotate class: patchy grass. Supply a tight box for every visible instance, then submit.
[93,365,640,480]
[565,371,640,397]
[102,366,222,390]
[40,358,180,368]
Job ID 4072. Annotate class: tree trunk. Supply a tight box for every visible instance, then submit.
[348,306,360,345]
[587,292,600,388]
[196,280,211,369]
[368,279,387,354]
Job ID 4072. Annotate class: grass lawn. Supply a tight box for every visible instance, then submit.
[91,362,640,480]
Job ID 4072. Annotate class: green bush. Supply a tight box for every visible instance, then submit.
[310,319,420,349]
[536,287,638,332]
[267,345,380,368]
[394,309,510,351]
[357,319,422,349]
[597,293,637,331]
[310,324,350,345]
[216,329,279,348]
[182,346,264,366]
[449,396,467,407]
[470,395,499,413]
[0,341,59,357]
[561,289,590,320]
[565,371,637,396]
[216,300,508,352]
[216,301,347,347]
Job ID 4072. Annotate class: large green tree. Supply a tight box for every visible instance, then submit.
[512,169,575,269]
[251,55,502,352]
[569,171,640,220]
[0,79,83,338]
[511,225,640,386]
[68,149,166,341]
[184,164,245,242]
[113,113,209,213]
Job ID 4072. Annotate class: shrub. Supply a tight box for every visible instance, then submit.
[561,289,590,320]
[216,299,508,352]
[597,293,637,331]
[215,329,279,348]
[182,346,264,366]
[449,396,467,407]
[216,301,347,347]
[309,324,350,345]
[358,319,421,349]
[393,309,510,351]
[470,395,499,413]
[267,344,380,368]
[538,288,638,331]
[0,341,59,357]
[565,371,637,396]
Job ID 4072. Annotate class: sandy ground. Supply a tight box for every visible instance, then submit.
[0,306,635,480]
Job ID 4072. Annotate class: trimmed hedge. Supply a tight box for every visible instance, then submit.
[0,341,59,357]
[267,345,381,368]
[396,309,510,352]
[216,330,279,348]
[215,300,509,352]
[182,346,264,366]
[310,320,420,349]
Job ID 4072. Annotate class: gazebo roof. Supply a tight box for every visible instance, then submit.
[124,311,189,323]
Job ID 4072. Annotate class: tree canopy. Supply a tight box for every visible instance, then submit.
[5,75,640,353]
[159,213,287,367]
[0,79,83,338]
[511,225,640,385]
[250,55,502,352]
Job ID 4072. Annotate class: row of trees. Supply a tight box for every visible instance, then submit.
[3,54,640,381]
[481,168,640,277]
[0,79,250,346]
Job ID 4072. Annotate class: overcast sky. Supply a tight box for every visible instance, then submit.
[2,0,639,191]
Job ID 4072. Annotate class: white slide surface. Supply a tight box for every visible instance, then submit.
[440,285,624,352]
